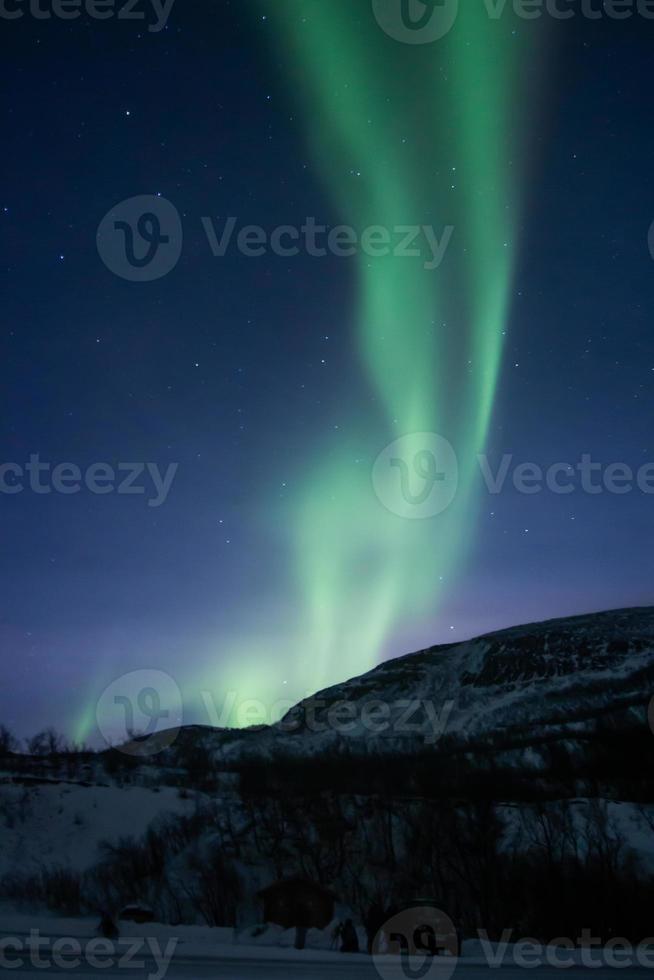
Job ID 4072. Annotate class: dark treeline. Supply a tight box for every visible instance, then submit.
[236,722,654,805]
[2,791,653,943]
[2,711,653,942]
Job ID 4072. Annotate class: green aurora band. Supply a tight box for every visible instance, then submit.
[75,1,543,741]
[253,0,542,697]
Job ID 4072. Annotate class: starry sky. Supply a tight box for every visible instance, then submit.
[2,0,654,742]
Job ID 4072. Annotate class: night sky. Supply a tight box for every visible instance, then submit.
[2,0,654,743]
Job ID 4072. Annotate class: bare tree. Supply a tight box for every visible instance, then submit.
[0,725,18,755]
[25,728,63,756]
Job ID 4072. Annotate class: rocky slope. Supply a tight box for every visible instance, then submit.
[171,606,654,765]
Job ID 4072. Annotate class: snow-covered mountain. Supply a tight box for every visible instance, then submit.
[116,606,654,765]
[2,607,653,928]
[211,606,654,761]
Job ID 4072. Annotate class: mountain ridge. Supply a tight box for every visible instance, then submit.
[117,605,653,767]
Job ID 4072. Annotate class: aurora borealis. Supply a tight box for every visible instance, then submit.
[2,1,654,742]
[258,0,537,696]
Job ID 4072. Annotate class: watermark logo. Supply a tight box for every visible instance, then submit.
[373,0,654,42]
[372,433,459,519]
[97,201,453,281]
[373,906,458,980]
[97,195,182,282]
[372,0,459,43]
[373,437,654,519]
[96,669,183,756]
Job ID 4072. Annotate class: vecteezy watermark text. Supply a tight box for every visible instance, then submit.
[94,667,455,756]
[201,216,453,270]
[0,455,178,508]
[0,0,175,31]
[372,907,654,980]
[96,196,454,281]
[478,453,654,496]
[203,692,456,745]
[0,931,177,980]
[373,433,654,519]
[477,929,654,970]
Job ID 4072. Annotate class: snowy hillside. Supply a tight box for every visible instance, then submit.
[97,606,654,769]
[206,606,654,760]
[0,780,197,876]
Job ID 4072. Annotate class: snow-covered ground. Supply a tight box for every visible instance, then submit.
[0,779,197,874]
[3,913,654,979]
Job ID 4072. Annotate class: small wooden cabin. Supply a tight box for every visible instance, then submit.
[258,877,335,930]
